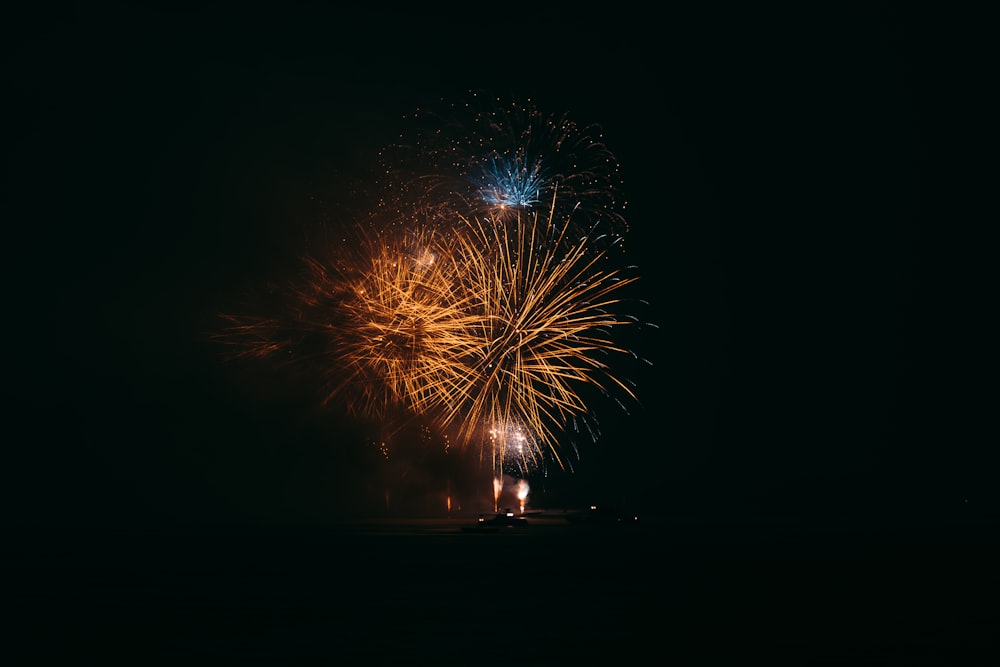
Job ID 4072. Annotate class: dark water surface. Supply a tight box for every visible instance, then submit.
[9,516,998,664]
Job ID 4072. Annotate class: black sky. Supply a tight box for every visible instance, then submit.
[5,5,988,528]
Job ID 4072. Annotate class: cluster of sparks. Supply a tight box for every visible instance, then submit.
[375,93,629,251]
[213,92,653,480]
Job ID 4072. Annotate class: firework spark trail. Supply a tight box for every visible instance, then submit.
[416,195,645,471]
[312,228,488,426]
[213,314,290,361]
[214,221,484,428]
[377,91,629,249]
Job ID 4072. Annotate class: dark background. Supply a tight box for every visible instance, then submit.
[4,5,990,528]
[6,4,997,663]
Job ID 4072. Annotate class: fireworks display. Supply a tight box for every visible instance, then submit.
[212,92,653,496]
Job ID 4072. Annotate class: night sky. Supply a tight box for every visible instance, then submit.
[5,5,988,529]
